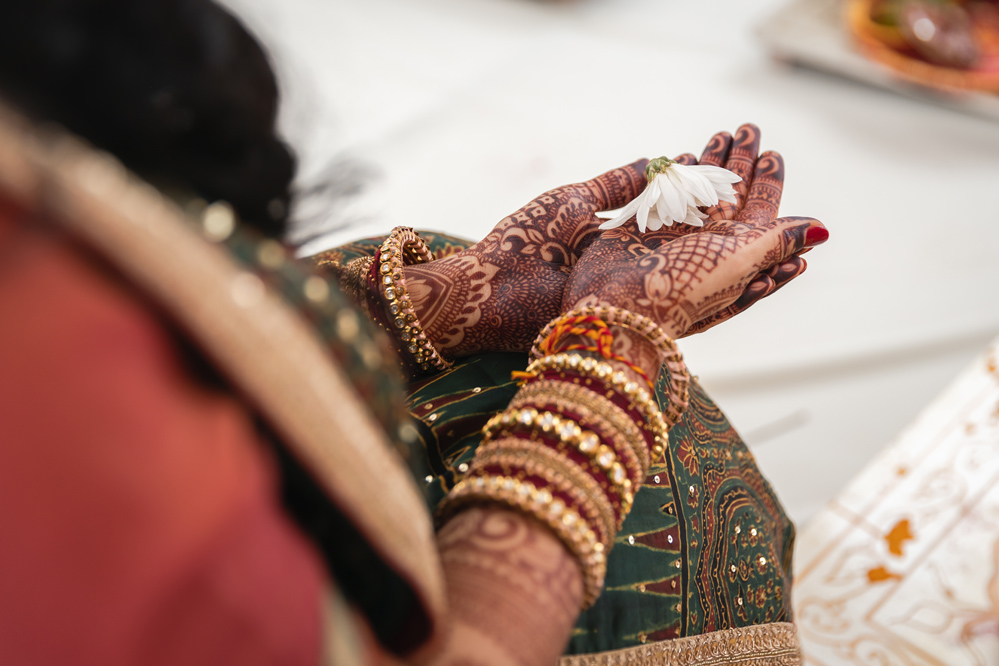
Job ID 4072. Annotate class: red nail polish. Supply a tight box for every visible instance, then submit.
[805,226,829,246]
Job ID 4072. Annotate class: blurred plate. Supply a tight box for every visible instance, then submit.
[757,0,999,122]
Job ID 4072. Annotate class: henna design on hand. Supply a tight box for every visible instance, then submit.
[564,217,821,377]
[406,162,649,356]
[687,254,807,335]
[564,125,827,377]
[405,251,566,353]
[436,507,583,666]
[701,124,761,222]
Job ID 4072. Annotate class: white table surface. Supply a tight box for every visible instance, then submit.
[223,0,999,526]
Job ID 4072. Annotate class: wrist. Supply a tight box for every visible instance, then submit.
[365,229,453,374]
[403,259,464,354]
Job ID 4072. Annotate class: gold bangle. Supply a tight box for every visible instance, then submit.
[483,407,635,501]
[378,227,452,373]
[531,305,690,426]
[470,438,618,541]
[338,256,375,313]
[439,473,607,607]
[508,383,649,480]
[523,353,669,456]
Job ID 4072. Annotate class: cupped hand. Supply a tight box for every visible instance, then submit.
[404,161,649,356]
[563,124,828,378]
[630,124,820,334]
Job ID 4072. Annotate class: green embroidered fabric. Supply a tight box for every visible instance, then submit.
[217,226,437,648]
[311,233,796,655]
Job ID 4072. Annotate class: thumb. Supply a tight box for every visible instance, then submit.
[752,216,828,269]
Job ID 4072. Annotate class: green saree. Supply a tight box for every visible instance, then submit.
[312,233,796,657]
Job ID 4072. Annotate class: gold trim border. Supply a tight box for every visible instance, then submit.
[559,623,800,666]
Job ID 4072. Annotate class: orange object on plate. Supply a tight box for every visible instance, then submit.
[846,0,999,92]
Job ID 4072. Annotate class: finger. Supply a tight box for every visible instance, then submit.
[698,131,733,167]
[741,216,828,276]
[732,274,777,311]
[674,152,698,166]
[683,256,807,336]
[737,151,784,225]
[766,254,807,288]
[710,123,761,221]
[578,159,649,212]
[728,256,807,313]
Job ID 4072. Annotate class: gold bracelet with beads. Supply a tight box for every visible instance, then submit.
[505,387,649,481]
[338,256,375,314]
[530,305,690,426]
[438,472,608,607]
[510,379,652,475]
[469,438,618,541]
[482,406,640,505]
[521,352,670,456]
[377,227,452,373]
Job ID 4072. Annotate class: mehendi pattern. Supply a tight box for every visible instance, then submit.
[321,234,798,654]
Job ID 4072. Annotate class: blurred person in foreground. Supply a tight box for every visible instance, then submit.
[0,1,828,664]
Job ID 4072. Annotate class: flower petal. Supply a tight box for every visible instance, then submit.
[691,165,740,204]
[673,164,718,207]
[658,172,691,223]
[681,207,705,226]
[655,193,673,224]
[715,188,738,204]
[635,195,651,233]
[597,194,643,230]
[691,164,742,185]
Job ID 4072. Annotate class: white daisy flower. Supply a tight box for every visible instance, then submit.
[599,157,742,233]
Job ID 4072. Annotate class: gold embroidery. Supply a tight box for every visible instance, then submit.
[559,623,800,666]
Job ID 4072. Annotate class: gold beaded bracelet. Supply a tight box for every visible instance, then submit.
[531,305,690,426]
[522,352,670,456]
[512,380,652,476]
[439,473,608,606]
[482,407,637,503]
[471,438,618,541]
[377,227,452,373]
[506,385,649,480]
[338,256,375,314]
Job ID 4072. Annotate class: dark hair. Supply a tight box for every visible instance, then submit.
[0,0,294,237]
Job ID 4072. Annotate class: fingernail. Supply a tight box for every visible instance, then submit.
[805,226,829,246]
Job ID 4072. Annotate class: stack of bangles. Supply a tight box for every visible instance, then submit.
[437,306,691,608]
[338,227,452,374]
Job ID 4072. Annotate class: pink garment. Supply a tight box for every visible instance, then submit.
[0,200,326,665]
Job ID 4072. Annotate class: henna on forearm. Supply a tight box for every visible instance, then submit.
[435,507,583,666]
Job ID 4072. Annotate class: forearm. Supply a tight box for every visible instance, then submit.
[432,507,583,666]
[429,342,673,664]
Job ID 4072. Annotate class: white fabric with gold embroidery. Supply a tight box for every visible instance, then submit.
[794,336,999,664]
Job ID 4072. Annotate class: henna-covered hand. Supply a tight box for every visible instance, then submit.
[634,124,819,334]
[563,125,828,379]
[403,162,648,356]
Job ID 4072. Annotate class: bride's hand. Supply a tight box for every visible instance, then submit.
[562,205,828,379]
[633,124,820,336]
[404,161,649,356]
